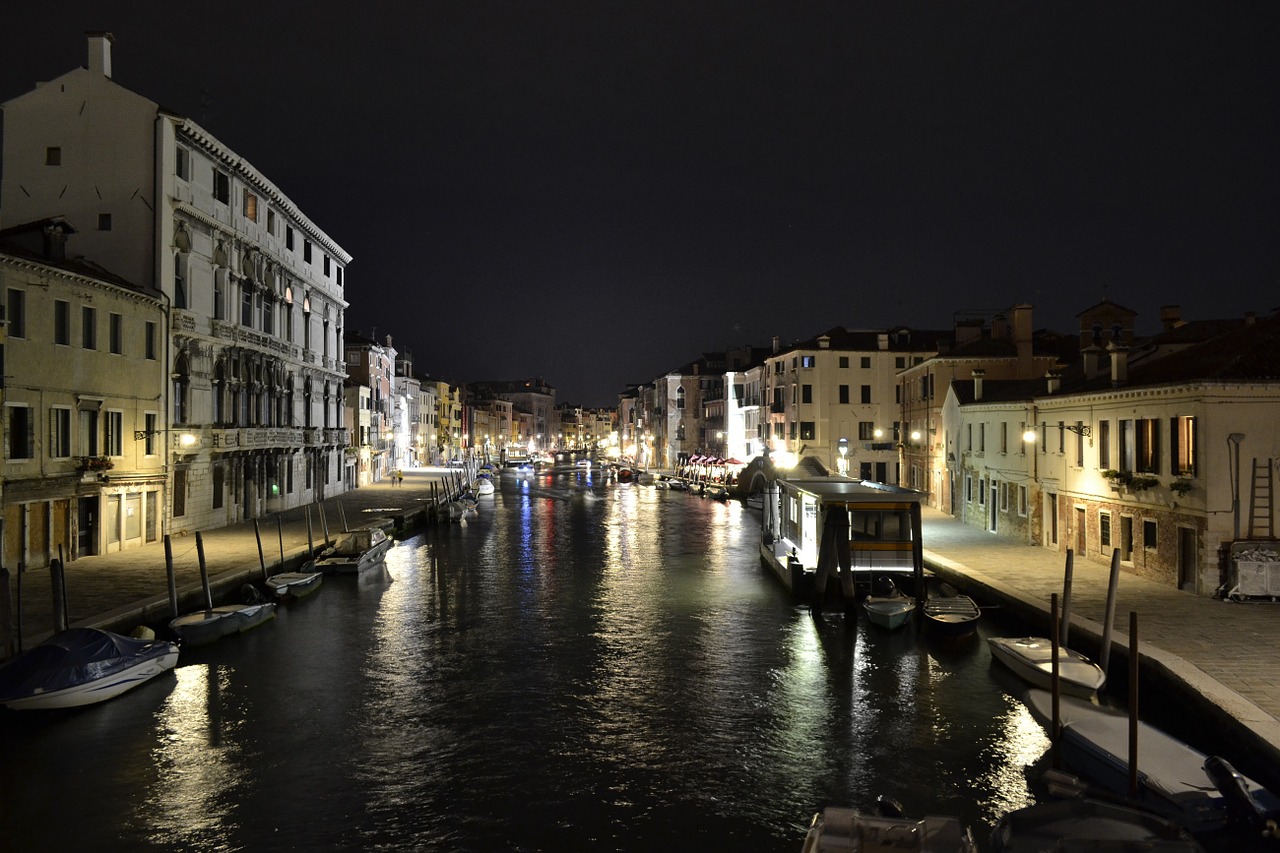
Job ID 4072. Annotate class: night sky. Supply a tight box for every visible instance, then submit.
[3,3,1277,407]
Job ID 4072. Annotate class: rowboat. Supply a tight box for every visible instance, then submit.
[863,576,916,630]
[170,601,277,646]
[988,636,1106,698]
[0,628,179,710]
[923,585,980,639]
[264,563,324,600]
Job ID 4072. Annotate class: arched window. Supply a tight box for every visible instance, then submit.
[676,386,686,411]
[174,252,189,309]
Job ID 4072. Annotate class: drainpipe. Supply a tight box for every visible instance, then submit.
[1228,433,1244,541]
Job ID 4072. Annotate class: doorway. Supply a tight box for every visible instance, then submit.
[1075,507,1086,557]
[77,496,97,557]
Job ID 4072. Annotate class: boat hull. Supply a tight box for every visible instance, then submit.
[988,636,1106,698]
[863,596,915,630]
[990,798,1205,853]
[0,629,179,710]
[265,570,324,599]
[170,603,277,646]
[923,595,980,639]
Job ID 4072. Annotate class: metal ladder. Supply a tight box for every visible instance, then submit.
[1248,458,1274,538]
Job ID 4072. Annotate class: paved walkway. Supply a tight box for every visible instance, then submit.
[4,477,1278,779]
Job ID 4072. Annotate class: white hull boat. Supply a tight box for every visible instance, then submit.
[802,803,977,852]
[474,477,495,496]
[315,527,394,573]
[1025,689,1280,833]
[863,576,915,630]
[265,566,324,599]
[988,636,1106,698]
[0,628,179,710]
[170,602,277,646]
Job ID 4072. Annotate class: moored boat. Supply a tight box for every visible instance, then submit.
[0,628,179,710]
[990,798,1206,852]
[923,585,980,639]
[315,526,394,573]
[474,475,495,496]
[170,601,277,646]
[264,563,324,600]
[1025,689,1280,833]
[802,801,977,852]
[988,636,1106,698]
[863,575,916,630]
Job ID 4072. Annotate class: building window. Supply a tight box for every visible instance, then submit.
[964,474,972,502]
[800,421,815,441]
[82,306,97,349]
[213,168,230,204]
[174,254,189,309]
[213,463,225,510]
[1100,511,1112,548]
[54,300,71,345]
[267,209,276,235]
[978,478,986,505]
[144,413,158,456]
[175,144,189,180]
[6,404,34,460]
[242,287,254,327]
[6,289,25,337]
[839,356,849,368]
[98,213,112,231]
[105,410,123,457]
[214,271,226,321]
[324,255,331,277]
[861,385,872,404]
[966,424,972,451]
[145,322,157,360]
[46,146,61,165]
[1000,422,1008,454]
[286,226,295,251]
[80,409,99,456]
[336,267,343,288]
[1135,418,1160,473]
[979,423,986,452]
[1172,415,1197,476]
[304,240,313,263]
[839,385,849,404]
[1098,419,1110,469]
[243,189,258,222]
[50,407,72,458]
[801,385,812,404]
[861,356,871,368]
[1075,423,1085,467]
[109,313,122,354]
[1143,519,1158,550]
[1018,485,1029,517]
[858,421,874,440]
[800,355,815,368]
[173,468,187,517]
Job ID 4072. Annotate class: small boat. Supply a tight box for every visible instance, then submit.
[616,467,634,483]
[988,636,1106,698]
[923,584,980,639]
[170,601,277,646]
[802,799,977,852]
[474,476,495,496]
[863,576,916,630]
[0,628,179,710]
[705,484,730,500]
[990,798,1206,852]
[667,478,690,492]
[264,562,324,600]
[1025,689,1280,833]
[315,526,394,574]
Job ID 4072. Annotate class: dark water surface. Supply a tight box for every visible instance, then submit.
[2,473,1054,851]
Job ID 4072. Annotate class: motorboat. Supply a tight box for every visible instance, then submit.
[264,562,324,600]
[474,475,495,496]
[0,628,179,710]
[923,584,980,639]
[990,798,1205,852]
[1025,689,1280,833]
[801,799,977,852]
[500,459,534,476]
[863,576,916,630]
[988,636,1106,699]
[705,484,730,500]
[170,601,277,646]
[315,526,394,574]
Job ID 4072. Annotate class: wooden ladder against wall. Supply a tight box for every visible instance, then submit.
[1248,458,1274,539]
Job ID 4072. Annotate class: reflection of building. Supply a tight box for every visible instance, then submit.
[2,220,167,566]
[2,34,351,533]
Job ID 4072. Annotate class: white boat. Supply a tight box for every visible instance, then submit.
[264,563,324,599]
[989,636,1106,698]
[1025,689,1280,833]
[990,798,1205,852]
[0,628,179,710]
[802,802,977,852]
[170,602,277,646]
[474,476,495,496]
[863,576,916,630]
[315,527,394,573]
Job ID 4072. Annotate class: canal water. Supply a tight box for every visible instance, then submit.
[2,471,1057,851]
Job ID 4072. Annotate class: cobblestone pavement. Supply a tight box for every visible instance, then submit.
[4,477,1278,775]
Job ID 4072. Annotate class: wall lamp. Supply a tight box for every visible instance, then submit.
[134,428,162,441]
[1063,424,1092,438]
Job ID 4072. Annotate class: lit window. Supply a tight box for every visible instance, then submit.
[243,189,258,222]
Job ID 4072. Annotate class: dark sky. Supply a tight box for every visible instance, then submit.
[4,2,1278,407]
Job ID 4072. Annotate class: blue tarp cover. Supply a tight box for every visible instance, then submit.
[0,628,166,700]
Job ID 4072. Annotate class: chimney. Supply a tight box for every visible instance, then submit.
[877,332,888,350]
[1160,305,1182,331]
[991,313,1008,341]
[1108,341,1129,386]
[771,335,781,354]
[87,32,114,78]
[972,369,985,401]
[1011,303,1034,377]
[1082,345,1103,379]
[1046,369,1062,394]
[817,334,830,349]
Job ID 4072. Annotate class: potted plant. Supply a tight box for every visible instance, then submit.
[1170,477,1194,498]
[1130,474,1160,492]
[76,455,114,472]
[1101,469,1132,490]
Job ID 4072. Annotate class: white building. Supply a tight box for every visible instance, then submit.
[2,34,352,532]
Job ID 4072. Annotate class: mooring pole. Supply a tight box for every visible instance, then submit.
[196,532,213,613]
[0,565,13,660]
[1050,592,1061,770]
[1060,550,1074,647]
[1099,549,1122,673]
[1129,611,1140,799]
[254,520,266,577]
[277,516,286,569]
[164,534,179,619]
[49,558,68,633]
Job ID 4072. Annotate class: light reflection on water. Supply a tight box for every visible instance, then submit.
[0,476,1047,852]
